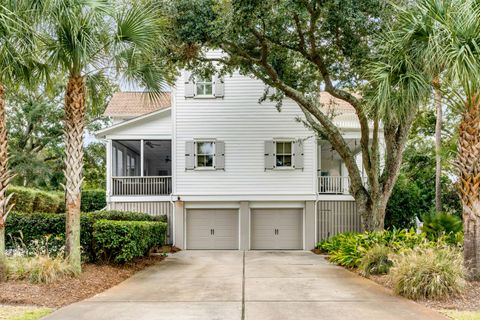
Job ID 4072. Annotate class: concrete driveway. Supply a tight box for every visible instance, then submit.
[45,251,445,320]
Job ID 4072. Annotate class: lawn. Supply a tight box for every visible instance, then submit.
[443,310,480,320]
[0,305,52,320]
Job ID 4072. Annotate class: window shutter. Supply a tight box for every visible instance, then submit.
[215,141,225,170]
[185,141,195,170]
[213,75,224,98]
[184,71,195,98]
[264,140,275,170]
[293,140,304,169]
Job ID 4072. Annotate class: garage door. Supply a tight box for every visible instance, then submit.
[187,209,239,250]
[251,208,303,250]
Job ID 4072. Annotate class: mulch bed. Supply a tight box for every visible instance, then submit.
[0,251,174,308]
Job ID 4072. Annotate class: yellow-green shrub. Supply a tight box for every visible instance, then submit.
[6,255,78,283]
[359,244,393,276]
[388,247,465,300]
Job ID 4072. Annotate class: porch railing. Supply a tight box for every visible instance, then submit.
[318,176,351,194]
[111,176,172,196]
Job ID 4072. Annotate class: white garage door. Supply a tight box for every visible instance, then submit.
[251,208,303,250]
[187,209,239,250]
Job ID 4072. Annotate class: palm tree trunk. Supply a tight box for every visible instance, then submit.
[0,83,12,281]
[64,74,86,273]
[456,94,480,278]
[433,79,443,213]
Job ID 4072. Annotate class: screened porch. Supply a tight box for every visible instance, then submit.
[111,140,172,196]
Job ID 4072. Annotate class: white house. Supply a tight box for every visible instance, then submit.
[96,66,372,251]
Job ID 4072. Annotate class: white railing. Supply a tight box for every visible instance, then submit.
[318,176,351,194]
[111,176,172,196]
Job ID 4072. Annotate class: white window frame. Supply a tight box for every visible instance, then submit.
[274,139,294,170]
[195,140,216,170]
[194,76,214,97]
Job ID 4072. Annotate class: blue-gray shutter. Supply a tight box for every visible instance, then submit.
[264,140,275,170]
[293,140,304,169]
[185,141,195,170]
[184,71,195,98]
[213,75,224,98]
[215,141,225,170]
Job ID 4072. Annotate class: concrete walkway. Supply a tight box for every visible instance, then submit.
[45,251,446,320]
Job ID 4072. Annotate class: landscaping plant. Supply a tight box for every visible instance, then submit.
[422,213,463,244]
[359,244,393,276]
[388,246,465,300]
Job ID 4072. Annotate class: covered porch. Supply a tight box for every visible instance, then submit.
[318,139,365,194]
[110,139,172,196]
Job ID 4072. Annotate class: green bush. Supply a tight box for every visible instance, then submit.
[6,210,168,262]
[388,247,465,300]
[359,244,393,276]
[6,186,63,213]
[422,213,463,244]
[7,187,36,213]
[33,190,61,213]
[93,220,167,263]
[317,229,437,268]
[81,190,106,212]
[385,175,424,229]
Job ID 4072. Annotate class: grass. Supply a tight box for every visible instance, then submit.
[442,310,480,320]
[6,256,77,284]
[0,305,52,320]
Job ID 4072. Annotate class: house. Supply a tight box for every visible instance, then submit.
[96,65,372,251]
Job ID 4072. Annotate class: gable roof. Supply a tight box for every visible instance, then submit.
[104,92,171,117]
[319,92,357,113]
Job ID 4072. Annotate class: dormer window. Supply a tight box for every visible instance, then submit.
[195,77,213,96]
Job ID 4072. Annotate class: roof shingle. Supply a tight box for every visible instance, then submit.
[104,92,171,117]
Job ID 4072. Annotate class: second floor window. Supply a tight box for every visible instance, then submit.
[197,141,215,168]
[195,77,213,96]
[276,141,293,168]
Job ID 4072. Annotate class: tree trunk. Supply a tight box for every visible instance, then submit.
[0,83,12,281]
[64,75,86,274]
[433,79,443,213]
[456,94,480,278]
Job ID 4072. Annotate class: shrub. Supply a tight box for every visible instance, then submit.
[6,210,168,262]
[33,190,61,213]
[6,255,77,283]
[93,220,167,263]
[388,247,465,300]
[385,175,425,230]
[318,229,430,268]
[81,190,106,212]
[359,244,393,276]
[6,186,63,213]
[7,187,36,213]
[422,213,463,244]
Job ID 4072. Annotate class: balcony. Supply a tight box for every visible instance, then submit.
[318,176,351,194]
[112,176,172,196]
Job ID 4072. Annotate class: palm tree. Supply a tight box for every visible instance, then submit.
[371,0,480,277]
[0,2,43,278]
[38,0,170,272]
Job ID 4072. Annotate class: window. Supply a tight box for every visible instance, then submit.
[196,141,215,168]
[276,141,293,168]
[195,77,213,96]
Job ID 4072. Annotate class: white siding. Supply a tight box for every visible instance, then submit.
[105,110,171,138]
[174,71,316,196]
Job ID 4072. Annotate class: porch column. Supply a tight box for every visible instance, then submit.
[239,201,250,250]
[305,201,316,250]
[174,200,185,249]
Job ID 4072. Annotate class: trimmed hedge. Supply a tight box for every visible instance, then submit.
[93,220,167,263]
[6,210,168,262]
[81,190,107,212]
[6,187,107,213]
